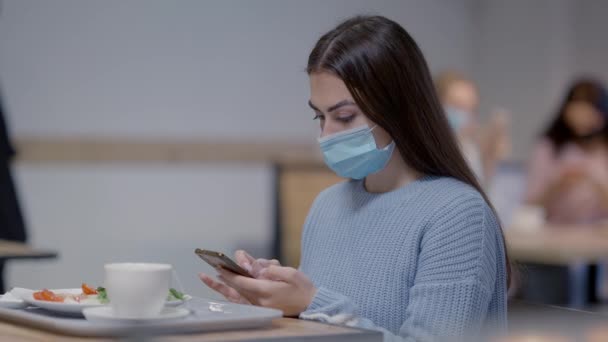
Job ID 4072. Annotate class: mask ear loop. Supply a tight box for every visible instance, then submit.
[369,125,394,150]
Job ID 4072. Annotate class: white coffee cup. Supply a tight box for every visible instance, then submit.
[104,263,172,318]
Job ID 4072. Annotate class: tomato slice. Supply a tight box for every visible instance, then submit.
[41,289,55,301]
[33,289,64,302]
[82,283,98,295]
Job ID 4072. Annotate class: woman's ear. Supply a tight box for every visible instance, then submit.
[372,125,393,149]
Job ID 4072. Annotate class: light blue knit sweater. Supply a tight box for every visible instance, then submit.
[298,175,507,341]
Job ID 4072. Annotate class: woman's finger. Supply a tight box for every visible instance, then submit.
[217,274,259,305]
[199,273,248,304]
[217,267,268,297]
[258,258,281,267]
[258,265,299,282]
[250,258,278,277]
[235,250,256,272]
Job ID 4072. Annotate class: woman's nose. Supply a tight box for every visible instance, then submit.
[319,120,342,138]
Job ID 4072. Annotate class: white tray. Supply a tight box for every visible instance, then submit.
[0,297,282,337]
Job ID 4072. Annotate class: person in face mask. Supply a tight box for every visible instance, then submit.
[200,16,510,341]
[435,71,511,186]
[525,79,608,223]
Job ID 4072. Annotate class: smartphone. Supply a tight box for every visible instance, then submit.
[195,248,253,278]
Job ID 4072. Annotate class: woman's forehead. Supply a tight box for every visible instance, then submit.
[309,72,354,107]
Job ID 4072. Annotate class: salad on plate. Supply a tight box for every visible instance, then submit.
[11,284,191,314]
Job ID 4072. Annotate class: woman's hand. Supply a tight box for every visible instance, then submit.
[480,108,511,182]
[234,250,281,278]
[199,272,251,304]
[199,250,280,304]
[559,164,586,183]
[536,164,584,203]
[217,265,317,317]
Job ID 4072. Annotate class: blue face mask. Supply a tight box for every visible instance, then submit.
[445,106,470,131]
[318,125,396,180]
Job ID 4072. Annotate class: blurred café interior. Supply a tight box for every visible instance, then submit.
[1,0,608,340]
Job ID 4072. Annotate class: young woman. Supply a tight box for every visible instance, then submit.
[525,79,608,223]
[200,16,509,341]
[524,79,608,306]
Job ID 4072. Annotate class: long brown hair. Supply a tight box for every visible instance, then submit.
[307,15,511,287]
[544,79,608,151]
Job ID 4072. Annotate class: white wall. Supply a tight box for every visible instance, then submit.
[0,0,477,295]
[473,0,575,160]
[0,0,476,141]
[9,163,274,298]
[473,0,608,161]
[572,0,608,83]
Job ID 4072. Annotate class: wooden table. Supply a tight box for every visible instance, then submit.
[2,303,605,341]
[506,301,608,341]
[0,317,381,341]
[0,240,58,261]
[506,224,608,265]
[506,224,608,307]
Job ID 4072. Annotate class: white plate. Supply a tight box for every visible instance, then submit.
[12,288,104,315]
[11,288,192,314]
[83,306,190,324]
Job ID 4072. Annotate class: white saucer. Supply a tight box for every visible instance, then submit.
[83,306,190,324]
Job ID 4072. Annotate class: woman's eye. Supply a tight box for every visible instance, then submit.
[313,114,325,121]
[337,115,355,123]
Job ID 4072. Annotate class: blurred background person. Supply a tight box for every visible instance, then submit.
[0,91,28,293]
[435,70,511,187]
[524,79,608,307]
[525,79,608,224]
